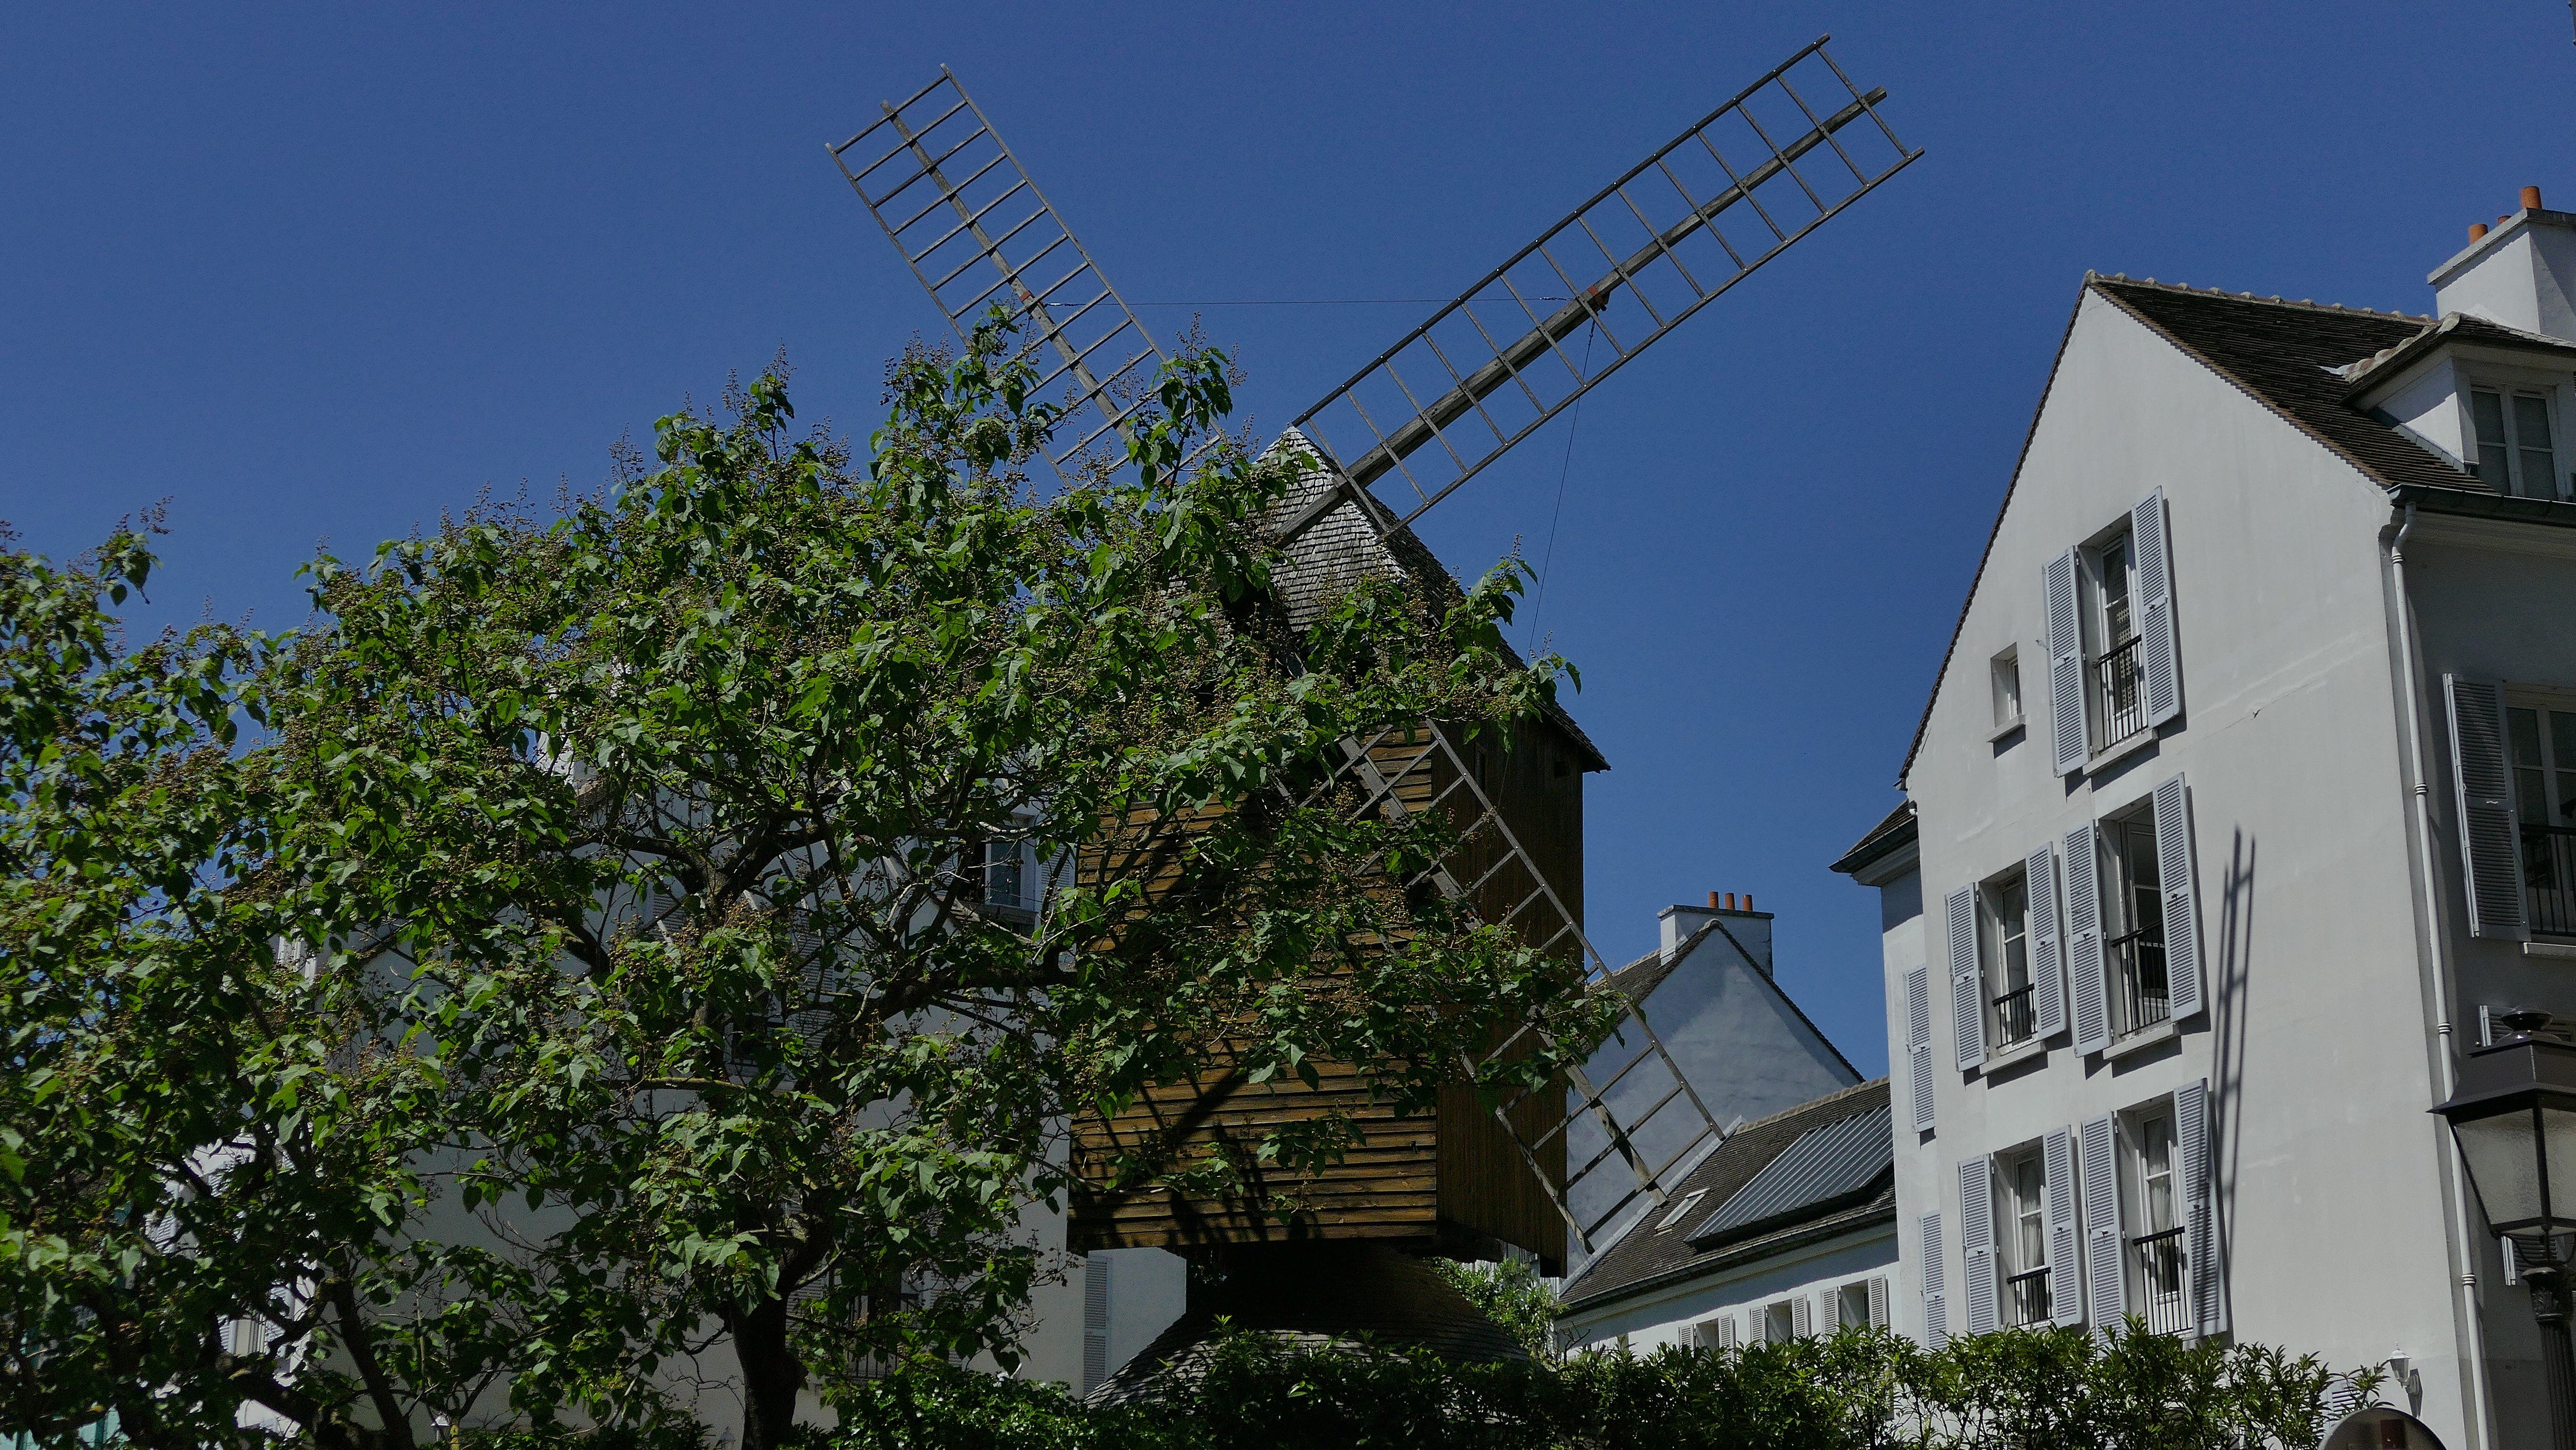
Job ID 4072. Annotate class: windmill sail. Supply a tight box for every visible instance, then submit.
[1283,36,1920,546]
[829,41,1916,1256]
[831,70,1169,473]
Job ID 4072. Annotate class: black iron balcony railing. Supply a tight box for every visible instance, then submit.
[2108,927,2169,1037]
[1993,983,2037,1048]
[2130,1226,2189,1336]
[2095,635,2146,747]
[2004,1265,2052,1328]
[2526,823,2576,938]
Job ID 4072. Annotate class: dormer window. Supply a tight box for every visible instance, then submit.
[2469,385,2564,499]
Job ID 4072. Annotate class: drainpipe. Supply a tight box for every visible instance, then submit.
[2391,499,2495,1446]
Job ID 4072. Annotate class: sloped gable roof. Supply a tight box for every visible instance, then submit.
[1891,274,2509,789]
[1602,918,1861,1083]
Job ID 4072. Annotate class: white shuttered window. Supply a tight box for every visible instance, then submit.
[2027,843,2067,1040]
[1960,1157,1999,1336]
[1906,966,1936,1131]
[2045,1128,2082,1328]
[2177,1078,2226,1335]
[1948,887,1984,1069]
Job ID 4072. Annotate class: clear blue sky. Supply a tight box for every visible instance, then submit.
[9,2,2572,1075]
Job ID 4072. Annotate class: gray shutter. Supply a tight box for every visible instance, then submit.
[1948,887,1985,1070]
[2446,675,2530,940]
[1807,1292,1827,1336]
[1960,1156,1998,1337]
[2047,548,2087,775]
[2177,1078,2224,1335]
[2066,822,2109,1054]
[1920,1211,1947,1347]
[1906,966,1936,1132]
[1712,1313,1737,1349]
[2045,1128,2081,1327]
[2133,490,2182,726]
[2081,1113,2125,1337]
[2154,775,2204,1022]
[1868,1276,1890,1329]
[2028,842,2066,1039]
[1082,1254,1110,1392]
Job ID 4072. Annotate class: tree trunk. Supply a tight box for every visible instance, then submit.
[732,1295,805,1450]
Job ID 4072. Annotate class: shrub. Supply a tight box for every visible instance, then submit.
[817,1322,2375,1450]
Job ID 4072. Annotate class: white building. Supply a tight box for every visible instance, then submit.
[1831,190,2576,1449]
[1566,894,1862,1266]
[1554,897,1887,1350]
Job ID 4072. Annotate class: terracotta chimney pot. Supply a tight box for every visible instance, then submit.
[2471,222,2491,242]
[1743,894,1753,911]
[1708,891,1720,910]
[2525,185,2545,211]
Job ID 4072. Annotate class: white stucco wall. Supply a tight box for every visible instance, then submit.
[1884,289,2473,1440]
[1555,1222,1897,1355]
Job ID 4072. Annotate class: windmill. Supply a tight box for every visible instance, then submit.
[828,38,1917,1297]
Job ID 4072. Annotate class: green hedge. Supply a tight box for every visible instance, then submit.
[819,1324,2375,1450]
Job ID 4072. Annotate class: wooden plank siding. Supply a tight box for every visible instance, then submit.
[1068,713,1583,1267]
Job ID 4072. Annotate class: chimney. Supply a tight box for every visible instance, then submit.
[1656,891,1776,977]
[2433,185,2576,341]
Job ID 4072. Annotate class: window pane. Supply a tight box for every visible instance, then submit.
[2553,711,2576,822]
[2515,708,2549,824]
[2101,538,2133,642]
[2517,394,2560,499]
[2475,388,2513,488]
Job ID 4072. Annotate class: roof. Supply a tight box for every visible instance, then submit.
[1687,1099,1892,1245]
[1829,799,1916,878]
[1892,273,2545,789]
[1602,918,1861,1084]
[1265,427,1609,773]
[1559,1078,1892,1314]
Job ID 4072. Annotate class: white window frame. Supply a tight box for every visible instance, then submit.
[2461,371,2572,501]
[2079,523,2149,755]
[2118,1100,2190,1336]
[1980,867,2036,1052]
[2095,798,2170,1041]
[2505,687,2576,939]
[1994,1143,2053,1328]
[1990,645,2024,738]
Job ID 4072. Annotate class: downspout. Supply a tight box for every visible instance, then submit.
[2390,499,2495,1445]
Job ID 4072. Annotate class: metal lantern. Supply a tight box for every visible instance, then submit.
[2434,1012,2576,1237]
[2433,1008,2576,1450]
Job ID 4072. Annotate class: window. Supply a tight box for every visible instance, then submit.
[1996,1147,2053,1327]
[2085,531,2149,749]
[2470,386,2565,499]
[1981,870,2037,1049]
[1836,1281,1870,1329]
[2510,701,2576,936]
[2123,1105,2189,1336]
[1991,647,2023,733]
[2098,801,2168,1039]
[984,839,1027,910]
[1653,1187,1709,1231]
[1763,1301,1795,1343]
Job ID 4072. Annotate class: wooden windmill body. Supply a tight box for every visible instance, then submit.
[829,41,1921,1281]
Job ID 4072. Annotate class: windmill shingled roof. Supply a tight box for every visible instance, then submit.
[1559,1078,1891,1314]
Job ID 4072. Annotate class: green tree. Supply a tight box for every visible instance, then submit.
[0,517,474,1450]
[0,323,1605,1450]
[1427,1257,1562,1364]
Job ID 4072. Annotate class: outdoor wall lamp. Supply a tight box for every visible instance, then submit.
[2432,1007,2576,1450]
